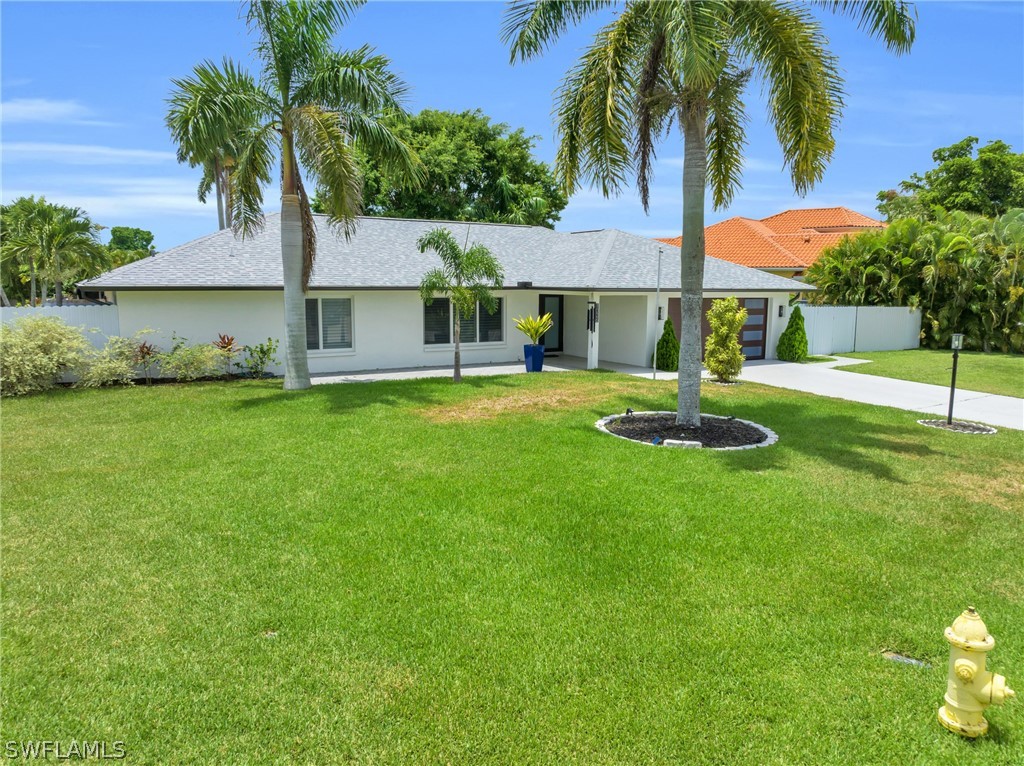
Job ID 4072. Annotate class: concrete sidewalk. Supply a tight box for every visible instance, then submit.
[737,357,1024,431]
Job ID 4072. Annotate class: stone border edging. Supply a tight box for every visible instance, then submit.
[917,419,998,435]
[594,411,779,451]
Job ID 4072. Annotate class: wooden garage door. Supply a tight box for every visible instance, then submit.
[667,297,767,361]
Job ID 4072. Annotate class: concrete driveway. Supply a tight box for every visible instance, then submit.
[737,357,1024,431]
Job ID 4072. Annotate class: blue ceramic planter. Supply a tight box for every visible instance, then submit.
[523,344,545,372]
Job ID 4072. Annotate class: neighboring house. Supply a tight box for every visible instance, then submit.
[656,206,884,279]
[80,214,808,375]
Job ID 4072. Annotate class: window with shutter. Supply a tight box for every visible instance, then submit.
[305,299,320,350]
[321,298,352,349]
[424,298,451,345]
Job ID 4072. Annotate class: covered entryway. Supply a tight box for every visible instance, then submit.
[668,297,768,361]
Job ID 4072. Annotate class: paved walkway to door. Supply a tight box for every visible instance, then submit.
[736,357,1024,431]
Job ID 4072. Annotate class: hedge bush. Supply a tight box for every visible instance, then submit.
[159,335,230,382]
[655,317,679,372]
[0,316,92,396]
[704,298,747,383]
[777,305,809,362]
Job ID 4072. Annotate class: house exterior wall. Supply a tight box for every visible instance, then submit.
[113,287,795,376]
[595,295,650,367]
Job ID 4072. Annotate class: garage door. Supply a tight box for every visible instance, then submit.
[667,297,767,360]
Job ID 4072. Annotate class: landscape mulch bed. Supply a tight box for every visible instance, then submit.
[606,413,767,448]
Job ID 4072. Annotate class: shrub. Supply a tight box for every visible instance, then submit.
[654,316,679,371]
[136,341,159,384]
[213,333,239,376]
[159,334,228,382]
[237,338,279,379]
[776,305,809,362]
[704,297,747,383]
[0,315,91,396]
[78,335,138,388]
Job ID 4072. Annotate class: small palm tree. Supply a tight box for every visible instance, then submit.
[503,0,915,426]
[166,0,422,390]
[418,227,505,382]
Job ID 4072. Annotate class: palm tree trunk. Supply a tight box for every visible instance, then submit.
[214,159,226,230]
[0,283,11,307]
[453,312,462,382]
[29,258,37,305]
[55,252,64,306]
[223,165,233,229]
[280,193,312,390]
[676,106,708,427]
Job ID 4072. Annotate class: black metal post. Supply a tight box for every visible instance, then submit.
[947,349,959,425]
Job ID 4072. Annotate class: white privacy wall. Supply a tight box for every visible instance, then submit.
[0,305,120,348]
[800,306,921,355]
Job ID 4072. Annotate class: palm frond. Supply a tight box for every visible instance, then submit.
[502,0,614,62]
[290,104,364,234]
[733,1,843,195]
[296,45,410,114]
[706,65,752,209]
[816,0,917,54]
[229,120,278,239]
[553,4,651,197]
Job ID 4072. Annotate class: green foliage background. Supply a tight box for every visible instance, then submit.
[314,109,567,228]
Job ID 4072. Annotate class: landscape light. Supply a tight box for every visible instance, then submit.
[947,333,964,424]
[951,333,964,350]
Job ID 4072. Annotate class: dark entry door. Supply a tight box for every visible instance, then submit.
[538,294,563,352]
[667,297,767,360]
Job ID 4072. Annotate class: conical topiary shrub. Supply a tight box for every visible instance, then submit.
[704,297,747,383]
[655,316,679,371]
[777,305,809,362]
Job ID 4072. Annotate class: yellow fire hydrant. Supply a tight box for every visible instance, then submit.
[938,607,1015,737]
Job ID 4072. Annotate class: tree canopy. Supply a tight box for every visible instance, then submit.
[314,109,567,228]
[877,137,1024,221]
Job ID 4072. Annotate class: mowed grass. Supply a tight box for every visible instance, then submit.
[2,372,1022,765]
[838,349,1024,398]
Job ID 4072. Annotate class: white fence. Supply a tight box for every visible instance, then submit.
[0,305,121,349]
[800,305,921,356]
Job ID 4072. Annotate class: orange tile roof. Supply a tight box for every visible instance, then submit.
[653,206,883,269]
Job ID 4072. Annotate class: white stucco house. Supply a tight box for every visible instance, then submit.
[79,214,809,375]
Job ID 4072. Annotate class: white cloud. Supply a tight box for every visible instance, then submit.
[2,177,212,219]
[3,142,176,165]
[0,98,114,126]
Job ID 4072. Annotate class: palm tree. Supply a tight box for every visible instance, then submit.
[503,0,915,426]
[0,197,105,306]
[167,60,252,231]
[418,227,505,382]
[166,0,422,390]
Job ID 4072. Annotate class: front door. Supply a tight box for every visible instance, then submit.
[538,294,563,352]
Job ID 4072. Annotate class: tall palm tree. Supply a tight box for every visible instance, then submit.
[0,197,105,306]
[418,227,505,382]
[167,0,422,390]
[503,0,915,426]
[167,60,252,231]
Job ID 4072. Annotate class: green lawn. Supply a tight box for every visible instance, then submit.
[3,373,1022,765]
[837,349,1024,398]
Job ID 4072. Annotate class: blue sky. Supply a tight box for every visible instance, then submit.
[2,1,1022,250]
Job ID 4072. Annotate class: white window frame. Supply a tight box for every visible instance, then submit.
[423,296,506,351]
[305,295,356,356]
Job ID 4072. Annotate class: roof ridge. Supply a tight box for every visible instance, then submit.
[586,230,619,288]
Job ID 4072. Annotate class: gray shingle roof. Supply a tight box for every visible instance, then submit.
[81,214,809,293]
